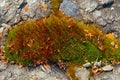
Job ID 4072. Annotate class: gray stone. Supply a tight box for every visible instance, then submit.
[0,75,6,80]
[102,65,113,72]
[0,72,12,80]
[83,62,92,68]
[78,0,98,12]
[60,0,78,16]
[0,0,51,26]
[92,10,102,20]
[1,64,69,80]
[94,61,102,67]
[113,0,120,7]
[1,23,10,28]
[75,68,90,80]
[105,22,120,38]
[94,65,120,80]
[96,17,107,26]
[0,27,4,33]
[0,0,5,7]
[0,61,7,71]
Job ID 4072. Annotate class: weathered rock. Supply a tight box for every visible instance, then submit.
[1,23,10,28]
[0,27,4,33]
[83,62,92,68]
[94,65,120,80]
[0,63,69,80]
[78,0,98,12]
[75,67,90,80]
[102,65,113,72]
[0,72,12,80]
[0,61,7,71]
[94,61,102,67]
[0,0,51,26]
[60,0,78,16]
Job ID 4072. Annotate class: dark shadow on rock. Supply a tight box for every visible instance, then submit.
[18,1,27,9]
[102,1,114,8]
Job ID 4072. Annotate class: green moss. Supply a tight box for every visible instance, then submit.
[51,0,63,11]
[5,11,120,66]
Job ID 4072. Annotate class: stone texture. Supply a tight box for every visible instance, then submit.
[83,62,92,68]
[60,0,78,16]
[102,65,113,72]
[0,61,7,71]
[0,63,69,80]
[78,0,98,12]
[94,61,102,67]
[94,65,120,80]
[0,0,51,26]
[75,68,90,80]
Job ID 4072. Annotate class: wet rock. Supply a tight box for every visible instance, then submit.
[75,67,90,80]
[60,0,78,16]
[102,65,113,72]
[83,62,92,68]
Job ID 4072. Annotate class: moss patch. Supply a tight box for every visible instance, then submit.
[4,11,120,66]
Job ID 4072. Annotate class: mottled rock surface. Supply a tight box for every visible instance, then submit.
[94,65,120,80]
[75,68,90,80]
[0,63,69,80]
[0,0,51,26]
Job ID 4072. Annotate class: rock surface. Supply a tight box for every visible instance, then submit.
[83,62,92,68]
[0,0,51,26]
[0,63,69,80]
[94,65,120,80]
[60,0,120,37]
[102,65,114,72]
[0,61,7,71]
[75,67,90,80]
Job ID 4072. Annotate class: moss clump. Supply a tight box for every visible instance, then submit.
[4,11,120,66]
[51,0,63,11]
